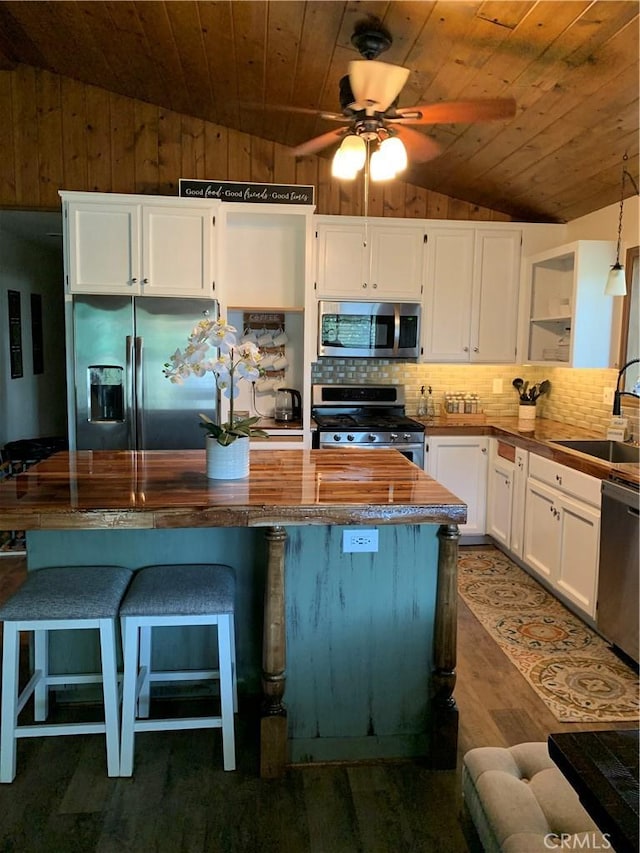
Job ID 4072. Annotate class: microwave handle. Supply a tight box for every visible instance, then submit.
[393,304,400,356]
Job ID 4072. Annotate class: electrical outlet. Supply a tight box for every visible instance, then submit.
[603,388,615,404]
[492,378,503,394]
[343,529,379,553]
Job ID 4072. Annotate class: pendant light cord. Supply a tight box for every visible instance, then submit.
[614,153,639,266]
[614,154,627,265]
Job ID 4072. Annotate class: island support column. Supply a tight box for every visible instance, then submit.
[431,523,460,769]
[260,525,288,778]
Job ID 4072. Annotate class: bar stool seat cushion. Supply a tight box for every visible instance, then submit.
[119,563,235,616]
[0,565,133,621]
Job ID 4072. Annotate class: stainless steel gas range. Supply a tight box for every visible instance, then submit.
[311,384,425,468]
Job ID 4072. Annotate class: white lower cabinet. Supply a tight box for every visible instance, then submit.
[426,436,489,536]
[487,450,514,548]
[487,441,528,557]
[510,448,528,558]
[523,454,601,619]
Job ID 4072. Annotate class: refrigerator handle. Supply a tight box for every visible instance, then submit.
[125,335,135,450]
[134,336,144,449]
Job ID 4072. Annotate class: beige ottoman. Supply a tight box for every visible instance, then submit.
[462,742,613,852]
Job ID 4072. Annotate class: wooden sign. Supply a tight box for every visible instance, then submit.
[179,179,315,205]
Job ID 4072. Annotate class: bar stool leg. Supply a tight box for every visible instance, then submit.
[119,616,140,777]
[137,625,152,718]
[33,628,49,721]
[99,618,121,777]
[218,614,236,772]
[230,614,238,713]
[0,623,20,783]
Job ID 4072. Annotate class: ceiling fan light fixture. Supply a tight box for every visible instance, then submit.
[348,60,410,113]
[331,147,359,180]
[378,136,407,172]
[338,134,367,171]
[369,148,397,182]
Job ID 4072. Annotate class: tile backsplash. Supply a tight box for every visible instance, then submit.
[311,360,640,439]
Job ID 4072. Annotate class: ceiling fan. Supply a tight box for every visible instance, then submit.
[249,17,516,178]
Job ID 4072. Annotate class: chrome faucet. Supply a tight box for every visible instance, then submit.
[612,358,640,415]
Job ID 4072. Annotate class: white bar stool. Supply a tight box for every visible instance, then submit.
[0,565,133,783]
[118,563,237,777]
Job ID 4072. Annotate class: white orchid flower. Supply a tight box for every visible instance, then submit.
[165,316,272,446]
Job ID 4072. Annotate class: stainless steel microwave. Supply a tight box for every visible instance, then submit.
[317,301,421,359]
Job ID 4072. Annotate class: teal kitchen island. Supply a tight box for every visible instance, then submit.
[0,449,466,777]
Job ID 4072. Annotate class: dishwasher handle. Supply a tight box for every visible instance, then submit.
[601,478,639,512]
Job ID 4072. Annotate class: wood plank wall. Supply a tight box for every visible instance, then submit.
[0,64,511,221]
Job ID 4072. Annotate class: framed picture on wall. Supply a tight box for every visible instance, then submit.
[31,293,44,375]
[8,290,23,379]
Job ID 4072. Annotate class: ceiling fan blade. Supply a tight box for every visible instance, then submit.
[239,102,348,122]
[393,126,442,164]
[348,60,410,113]
[290,128,349,158]
[394,98,516,125]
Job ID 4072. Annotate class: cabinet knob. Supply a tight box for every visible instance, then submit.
[372,283,377,289]
[481,447,487,454]
[143,277,149,284]
[473,346,479,352]
[463,346,469,352]
[362,282,368,288]
[131,277,137,283]
[555,474,562,485]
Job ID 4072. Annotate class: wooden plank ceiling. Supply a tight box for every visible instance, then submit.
[0,0,637,223]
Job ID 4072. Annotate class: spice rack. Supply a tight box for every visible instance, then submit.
[441,392,486,423]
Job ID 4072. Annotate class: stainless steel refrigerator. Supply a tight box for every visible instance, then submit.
[71,295,218,450]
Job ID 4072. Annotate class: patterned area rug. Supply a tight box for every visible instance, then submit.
[458,547,640,723]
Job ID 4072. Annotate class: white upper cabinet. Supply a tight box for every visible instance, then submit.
[524,240,616,367]
[422,227,475,360]
[140,204,216,297]
[314,216,425,300]
[61,192,218,297]
[472,228,521,363]
[65,200,140,295]
[422,225,521,362]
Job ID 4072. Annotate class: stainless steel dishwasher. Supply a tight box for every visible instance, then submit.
[597,477,639,664]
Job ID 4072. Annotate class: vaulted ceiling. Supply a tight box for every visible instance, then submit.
[0,0,638,222]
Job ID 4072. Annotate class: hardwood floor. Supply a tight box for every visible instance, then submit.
[0,551,636,852]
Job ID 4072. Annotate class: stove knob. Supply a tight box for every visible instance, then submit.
[390,432,398,442]
[333,434,341,442]
[403,433,412,442]
[367,434,376,442]
[347,434,355,442]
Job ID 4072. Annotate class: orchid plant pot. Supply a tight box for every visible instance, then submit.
[206,435,250,480]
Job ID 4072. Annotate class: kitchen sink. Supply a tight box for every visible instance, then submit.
[551,439,640,464]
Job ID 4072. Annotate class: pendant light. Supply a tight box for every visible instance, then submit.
[605,153,639,296]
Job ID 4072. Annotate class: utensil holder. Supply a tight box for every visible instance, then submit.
[518,403,536,430]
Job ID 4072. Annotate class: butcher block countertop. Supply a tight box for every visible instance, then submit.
[0,448,467,531]
[421,415,640,488]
